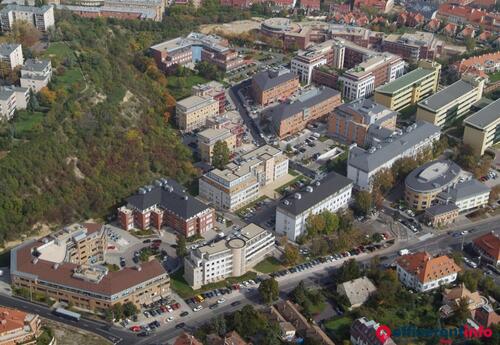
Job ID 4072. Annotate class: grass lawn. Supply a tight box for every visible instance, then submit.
[488,71,500,83]
[309,301,326,314]
[43,42,74,59]
[324,316,353,342]
[253,257,283,274]
[13,111,45,136]
[167,75,208,100]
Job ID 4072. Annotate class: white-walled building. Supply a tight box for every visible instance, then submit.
[20,59,52,92]
[0,5,55,32]
[0,43,23,72]
[184,224,274,289]
[291,52,327,84]
[347,121,441,190]
[437,178,491,213]
[0,86,29,120]
[396,252,461,292]
[275,172,353,241]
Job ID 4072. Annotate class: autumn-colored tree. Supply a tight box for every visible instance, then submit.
[283,244,300,266]
[489,185,500,205]
[9,21,41,47]
[38,87,57,106]
[355,191,372,215]
[372,168,394,195]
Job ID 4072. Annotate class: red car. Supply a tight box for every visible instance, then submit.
[129,326,141,332]
[160,306,167,313]
[171,303,180,310]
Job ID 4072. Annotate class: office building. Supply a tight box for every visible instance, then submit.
[20,59,52,92]
[416,76,484,127]
[197,128,237,163]
[176,95,219,131]
[251,69,299,106]
[462,99,500,156]
[437,178,491,213]
[260,17,311,50]
[351,317,397,345]
[347,121,441,190]
[0,307,41,345]
[184,224,274,289]
[396,252,461,292]
[472,232,500,266]
[0,43,23,74]
[404,160,462,211]
[424,203,460,228]
[275,172,353,241]
[118,179,215,237]
[291,50,327,84]
[0,5,54,32]
[199,145,288,211]
[381,32,442,61]
[374,60,441,111]
[328,99,397,147]
[264,87,341,139]
[192,81,225,114]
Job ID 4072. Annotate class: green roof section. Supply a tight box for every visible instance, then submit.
[376,68,435,95]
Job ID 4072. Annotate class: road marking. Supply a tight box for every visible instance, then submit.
[418,233,434,241]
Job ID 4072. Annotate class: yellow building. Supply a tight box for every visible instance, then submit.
[374,60,441,111]
[197,128,237,163]
[463,99,500,156]
[176,95,219,131]
[416,76,484,127]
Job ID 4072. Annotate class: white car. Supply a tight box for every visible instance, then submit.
[192,305,203,312]
[166,316,174,323]
[217,298,226,304]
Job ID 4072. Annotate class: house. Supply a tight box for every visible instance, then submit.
[472,232,500,266]
[337,276,377,309]
[458,26,476,39]
[0,306,42,345]
[173,332,203,345]
[424,203,459,228]
[266,304,297,341]
[206,331,251,345]
[425,18,441,32]
[474,305,500,328]
[436,178,491,213]
[396,252,461,292]
[442,23,458,36]
[441,284,487,317]
[477,31,492,43]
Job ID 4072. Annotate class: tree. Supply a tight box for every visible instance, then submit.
[355,191,372,215]
[449,251,463,267]
[489,185,500,205]
[338,210,354,232]
[27,89,39,112]
[336,259,362,283]
[465,37,476,51]
[310,237,329,256]
[196,61,222,80]
[458,270,482,292]
[283,244,300,266]
[371,233,383,243]
[452,297,471,324]
[176,234,187,258]
[123,302,138,317]
[258,277,279,304]
[211,314,227,336]
[212,140,230,169]
[111,303,124,321]
[372,168,394,194]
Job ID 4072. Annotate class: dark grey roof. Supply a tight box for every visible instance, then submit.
[418,80,476,112]
[425,203,459,216]
[405,160,461,193]
[438,179,491,202]
[463,98,500,130]
[265,87,340,126]
[126,179,210,219]
[252,69,296,92]
[277,172,352,216]
[22,59,50,72]
[0,43,21,57]
[348,121,441,173]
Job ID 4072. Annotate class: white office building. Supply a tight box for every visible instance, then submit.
[290,53,327,84]
[275,172,353,241]
[184,223,275,289]
[437,178,491,213]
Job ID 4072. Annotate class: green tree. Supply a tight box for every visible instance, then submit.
[111,303,124,321]
[452,297,471,324]
[212,140,230,169]
[258,277,279,304]
[176,234,187,258]
[465,37,476,51]
[336,259,362,283]
[283,244,300,265]
[371,233,383,242]
[338,210,354,232]
[123,302,138,317]
[355,191,372,215]
[458,270,482,292]
[449,251,463,267]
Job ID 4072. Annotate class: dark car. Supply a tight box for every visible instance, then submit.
[209,303,219,310]
[143,239,151,244]
[180,311,189,317]
[231,301,241,307]
[138,331,151,337]
[175,323,186,329]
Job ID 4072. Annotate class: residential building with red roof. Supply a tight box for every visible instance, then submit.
[354,0,394,13]
[478,31,492,42]
[425,18,441,32]
[474,305,500,328]
[442,22,458,36]
[0,307,42,345]
[453,51,500,77]
[174,332,204,345]
[300,0,320,10]
[351,317,397,345]
[396,252,461,292]
[437,4,500,32]
[458,26,476,39]
[472,232,500,266]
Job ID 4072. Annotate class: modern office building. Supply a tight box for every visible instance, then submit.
[0,5,55,32]
[416,76,484,127]
[0,306,42,345]
[404,160,462,211]
[275,172,353,241]
[192,81,226,114]
[351,317,397,345]
[251,69,299,106]
[176,95,219,131]
[20,59,52,92]
[328,99,397,147]
[10,225,170,312]
[0,43,23,74]
[291,51,327,85]
[462,99,500,156]
[347,121,441,190]
[199,145,289,211]
[197,128,237,163]
[265,87,341,139]
[396,252,461,292]
[381,31,442,61]
[374,60,441,111]
[118,179,215,237]
[184,224,274,289]
[437,178,491,213]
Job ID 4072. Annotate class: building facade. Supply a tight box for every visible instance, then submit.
[0,5,55,32]
[437,179,491,213]
[184,224,274,289]
[197,128,237,163]
[291,52,327,84]
[118,179,215,237]
[472,232,500,266]
[176,95,219,131]
[192,81,226,114]
[0,86,29,121]
[462,99,500,156]
[275,172,353,241]
[251,69,299,106]
[0,43,23,74]
[0,307,42,345]
[381,32,442,61]
[20,59,52,92]
[424,203,459,228]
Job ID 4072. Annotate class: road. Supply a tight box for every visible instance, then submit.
[1,217,499,345]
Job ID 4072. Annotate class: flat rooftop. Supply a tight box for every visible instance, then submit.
[177,95,215,110]
[0,43,20,57]
[405,160,461,192]
[376,68,434,95]
[463,98,500,130]
[418,79,477,111]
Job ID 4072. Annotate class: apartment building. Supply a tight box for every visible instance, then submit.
[438,4,499,32]
[265,87,341,139]
[176,95,219,131]
[276,172,353,241]
[396,252,461,292]
[351,318,397,345]
[0,307,41,345]
[56,3,162,21]
[0,86,29,121]
[404,160,462,211]
[453,52,500,79]
[416,76,484,127]
[184,224,274,289]
[472,232,500,266]
[197,128,237,163]
[463,99,500,156]
[11,237,170,312]
[0,5,54,32]
[347,121,441,190]
[199,145,289,211]
[0,43,23,75]
[381,32,442,61]
[192,81,225,114]
[437,178,491,213]
[374,60,441,111]
[251,69,299,106]
[118,179,214,237]
[328,99,397,147]
[20,59,52,92]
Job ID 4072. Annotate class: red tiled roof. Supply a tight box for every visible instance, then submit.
[454,51,500,73]
[396,252,461,284]
[174,332,203,345]
[473,233,500,261]
[300,0,320,8]
[0,307,29,334]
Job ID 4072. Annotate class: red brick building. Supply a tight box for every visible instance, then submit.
[118,179,214,237]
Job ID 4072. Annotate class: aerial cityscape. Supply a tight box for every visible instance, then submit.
[0,0,499,345]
